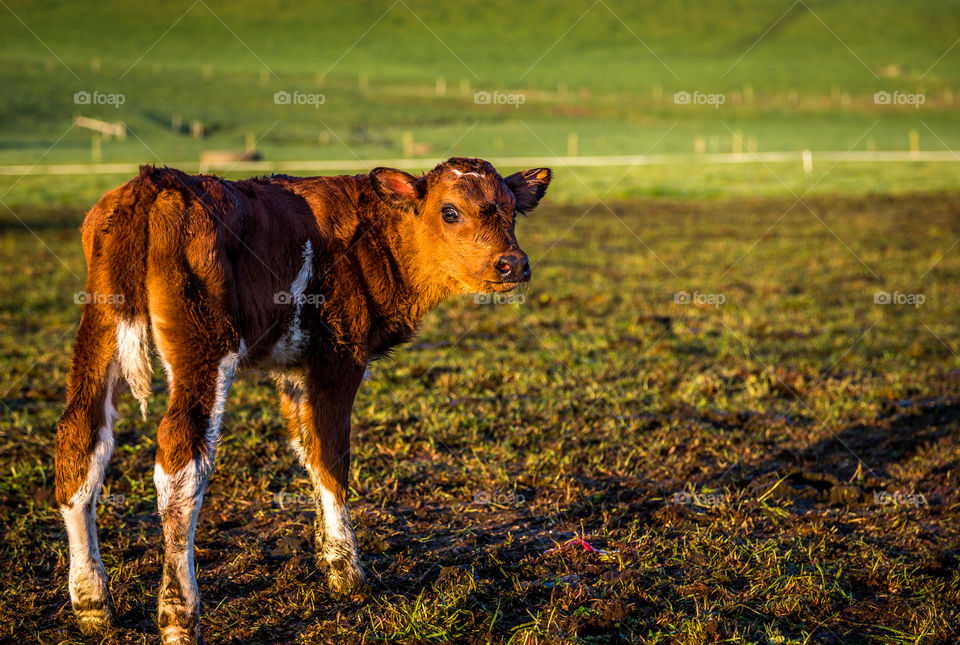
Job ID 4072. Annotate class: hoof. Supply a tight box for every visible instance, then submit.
[75,601,118,635]
[322,557,368,600]
[77,610,118,636]
[161,625,204,645]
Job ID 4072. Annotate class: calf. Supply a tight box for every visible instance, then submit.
[54,157,550,643]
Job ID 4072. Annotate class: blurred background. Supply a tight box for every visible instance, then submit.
[1,0,958,204]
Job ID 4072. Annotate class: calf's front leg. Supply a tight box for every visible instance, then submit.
[277,364,366,597]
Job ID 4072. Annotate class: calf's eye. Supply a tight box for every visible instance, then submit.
[441,206,461,223]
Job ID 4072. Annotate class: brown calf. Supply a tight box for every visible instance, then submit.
[54,157,551,643]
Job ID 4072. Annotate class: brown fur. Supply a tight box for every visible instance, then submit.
[54,157,550,640]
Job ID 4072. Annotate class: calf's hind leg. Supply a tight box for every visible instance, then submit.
[154,347,240,645]
[55,306,121,634]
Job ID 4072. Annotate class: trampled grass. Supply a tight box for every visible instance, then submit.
[2,192,959,642]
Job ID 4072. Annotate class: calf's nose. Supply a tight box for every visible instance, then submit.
[494,253,531,282]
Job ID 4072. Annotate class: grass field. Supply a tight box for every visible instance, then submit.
[3,192,960,642]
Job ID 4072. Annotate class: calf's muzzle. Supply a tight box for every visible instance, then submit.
[494,252,531,283]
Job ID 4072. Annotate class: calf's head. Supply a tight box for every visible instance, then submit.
[370,157,551,294]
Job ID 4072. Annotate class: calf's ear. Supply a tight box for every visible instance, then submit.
[505,168,552,213]
[370,167,423,205]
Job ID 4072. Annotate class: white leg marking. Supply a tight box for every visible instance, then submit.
[155,348,240,641]
[155,458,203,513]
[273,370,362,588]
[316,480,364,593]
[319,486,355,548]
[116,317,152,419]
[155,347,240,511]
[155,460,204,644]
[62,362,118,616]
